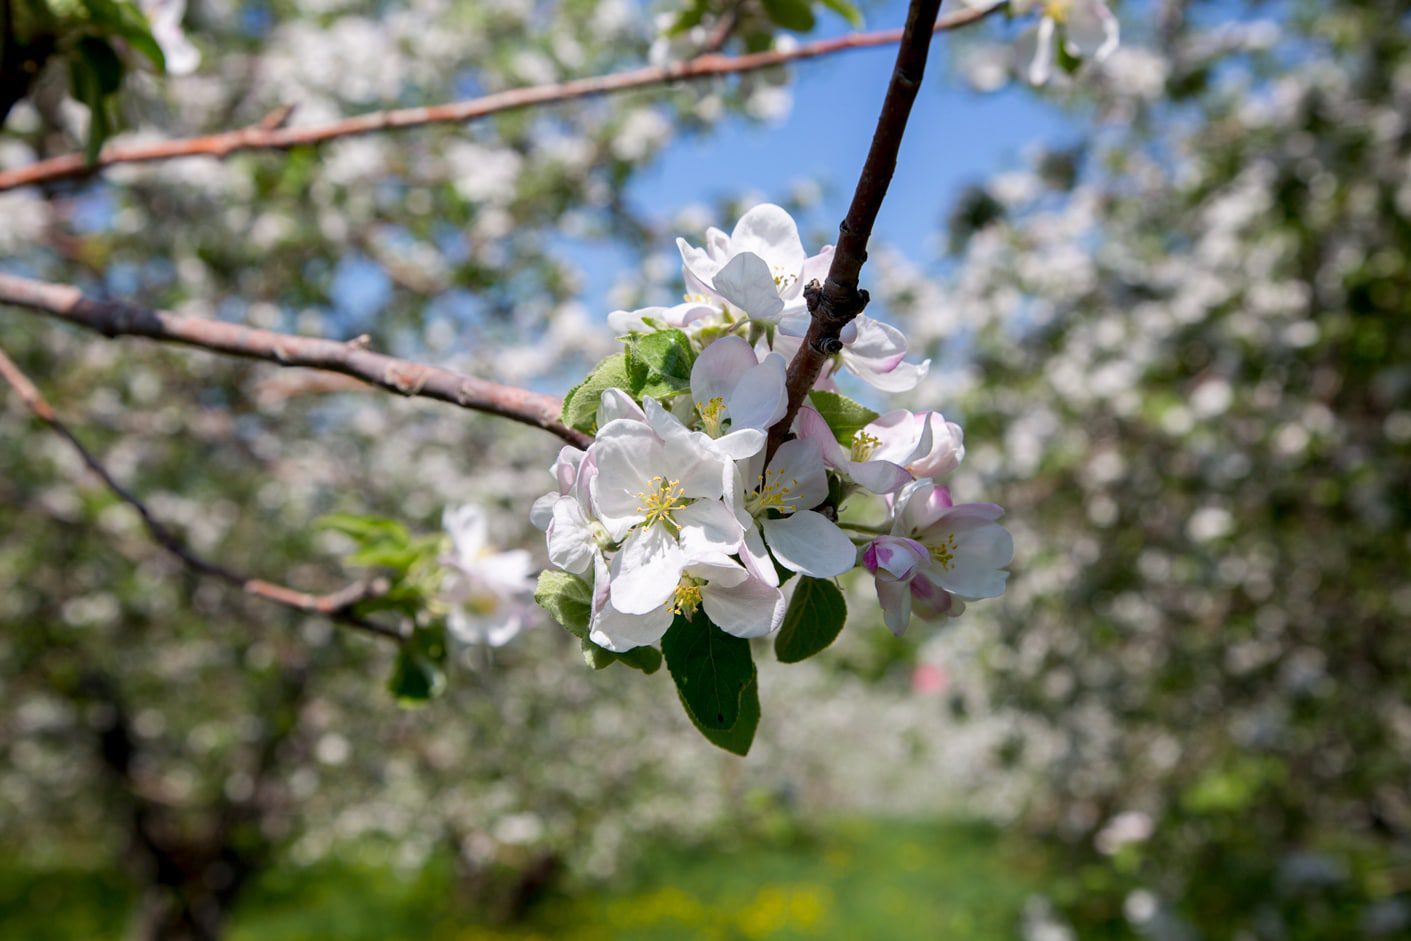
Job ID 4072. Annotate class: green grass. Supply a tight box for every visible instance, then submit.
[0,819,1047,940]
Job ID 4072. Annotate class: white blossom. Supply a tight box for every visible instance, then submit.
[440,505,536,646]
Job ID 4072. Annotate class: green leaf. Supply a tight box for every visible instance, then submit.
[808,390,879,445]
[1056,35,1084,75]
[561,352,632,434]
[692,675,760,755]
[117,19,166,71]
[668,0,709,35]
[76,35,124,94]
[534,570,593,636]
[347,544,421,569]
[536,571,661,673]
[774,577,848,663]
[584,642,663,674]
[625,329,695,401]
[317,513,411,544]
[762,0,815,32]
[818,0,863,28]
[662,612,755,732]
[388,624,448,706]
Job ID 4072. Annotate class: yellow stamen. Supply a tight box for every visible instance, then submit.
[636,476,688,528]
[1042,0,1072,22]
[748,468,799,515]
[671,578,703,619]
[929,533,959,570]
[697,396,727,437]
[851,430,882,462]
[772,267,798,291]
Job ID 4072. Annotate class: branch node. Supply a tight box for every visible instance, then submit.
[346,334,372,350]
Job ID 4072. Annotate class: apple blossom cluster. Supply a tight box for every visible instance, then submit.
[524,205,1013,750]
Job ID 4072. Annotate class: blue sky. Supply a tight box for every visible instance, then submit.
[622,0,1072,281]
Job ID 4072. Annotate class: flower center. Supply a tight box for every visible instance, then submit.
[636,476,688,528]
[1042,0,1072,23]
[771,266,797,291]
[671,577,703,619]
[929,533,958,570]
[851,430,881,462]
[747,468,798,516]
[697,396,727,437]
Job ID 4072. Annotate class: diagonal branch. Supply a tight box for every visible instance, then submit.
[0,345,403,640]
[0,5,1005,192]
[766,0,946,460]
[0,272,592,448]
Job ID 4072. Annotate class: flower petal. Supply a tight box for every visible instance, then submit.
[702,575,787,638]
[712,252,785,322]
[590,420,661,537]
[590,599,673,652]
[848,459,914,495]
[726,353,788,431]
[1065,0,1119,60]
[609,524,686,614]
[675,498,744,560]
[677,236,723,296]
[793,405,850,468]
[875,576,913,637]
[729,203,806,276]
[740,524,778,587]
[927,516,1013,600]
[691,334,758,408]
[847,356,930,393]
[548,499,596,574]
[763,511,857,577]
[766,438,831,511]
[443,504,487,560]
[1018,18,1056,86]
[598,388,646,426]
[530,492,558,531]
[711,428,767,460]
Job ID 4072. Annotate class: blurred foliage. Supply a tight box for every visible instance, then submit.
[928,0,1411,936]
[0,818,1045,940]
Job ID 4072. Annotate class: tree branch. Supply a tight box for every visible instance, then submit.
[766,0,947,460]
[0,5,1004,192]
[0,272,592,448]
[0,345,403,640]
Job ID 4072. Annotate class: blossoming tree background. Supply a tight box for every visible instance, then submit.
[2,0,1409,939]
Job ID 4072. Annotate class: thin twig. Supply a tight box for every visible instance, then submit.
[766,0,946,460]
[0,5,1004,192]
[0,272,592,448]
[0,345,403,640]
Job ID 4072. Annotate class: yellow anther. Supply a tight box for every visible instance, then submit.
[748,468,799,515]
[453,590,502,617]
[851,430,882,463]
[929,533,959,570]
[671,578,703,619]
[635,476,688,528]
[1042,0,1073,22]
[697,396,728,437]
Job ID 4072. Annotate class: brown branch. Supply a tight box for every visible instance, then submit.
[0,344,403,640]
[0,272,592,448]
[766,0,947,460]
[0,5,1004,192]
